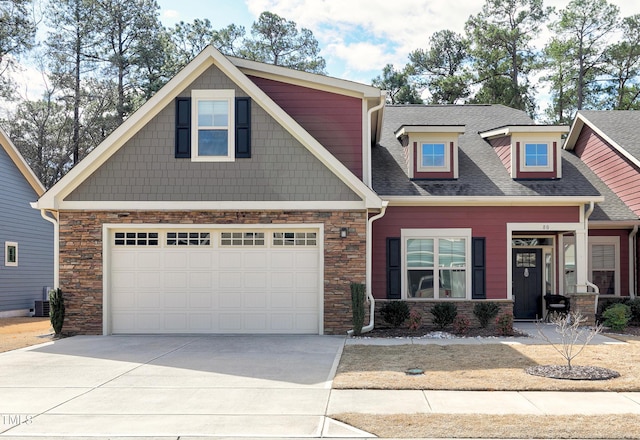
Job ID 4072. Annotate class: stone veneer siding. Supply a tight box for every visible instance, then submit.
[59,210,366,335]
[374,299,514,330]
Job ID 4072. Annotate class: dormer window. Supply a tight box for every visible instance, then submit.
[523,143,552,170]
[419,143,448,171]
[480,125,569,180]
[395,125,464,180]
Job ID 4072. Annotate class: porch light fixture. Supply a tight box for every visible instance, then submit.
[340,227,348,238]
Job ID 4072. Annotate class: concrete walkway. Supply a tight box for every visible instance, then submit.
[0,324,636,439]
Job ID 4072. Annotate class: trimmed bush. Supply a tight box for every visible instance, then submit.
[452,315,470,336]
[602,303,632,331]
[49,288,65,336]
[495,313,514,336]
[407,309,422,330]
[350,283,366,336]
[473,302,500,328]
[381,301,410,328]
[430,302,457,330]
[627,298,640,325]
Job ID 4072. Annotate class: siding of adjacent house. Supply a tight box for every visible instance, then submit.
[0,146,53,313]
[574,125,640,216]
[248,75,364,179]
[66,66,361,202]
[372,205,580,300]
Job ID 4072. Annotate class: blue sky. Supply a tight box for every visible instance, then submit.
[156,0,640,87]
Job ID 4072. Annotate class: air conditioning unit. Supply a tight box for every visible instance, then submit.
[34,300,50,317]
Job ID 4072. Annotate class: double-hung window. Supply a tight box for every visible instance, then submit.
[192,90,235,161]
[590,237,619,295]
[402,229,471,299]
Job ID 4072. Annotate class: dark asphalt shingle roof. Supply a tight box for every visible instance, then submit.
[372,105,637,222]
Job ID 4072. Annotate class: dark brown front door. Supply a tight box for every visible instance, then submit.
[513,249,543,319]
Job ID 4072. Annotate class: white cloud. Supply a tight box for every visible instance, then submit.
[163,9,180,19]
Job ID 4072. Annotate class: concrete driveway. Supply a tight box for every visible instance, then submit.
[0,334,365,438]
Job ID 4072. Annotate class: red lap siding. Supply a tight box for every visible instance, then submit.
[249,76,363,179]
[372,205,580,300]
[574,126,640,215]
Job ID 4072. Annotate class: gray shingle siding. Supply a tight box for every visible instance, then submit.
[0,147,53,313]
[66,65,360,202]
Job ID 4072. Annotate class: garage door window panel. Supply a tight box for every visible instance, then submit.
[221,232,265,246]
[166,232,211,246]
[114,232,159,246]
[273,232,317,246]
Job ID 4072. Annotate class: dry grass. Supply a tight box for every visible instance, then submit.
[334,337,640,391]
[0,317,53,353]
[334,413,640,439]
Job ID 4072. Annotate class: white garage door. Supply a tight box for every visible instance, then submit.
[108,227,321,334]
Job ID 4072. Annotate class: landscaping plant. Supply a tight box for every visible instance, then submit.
[49,288,65,336]
[430,303,457,330]
[407,309,422,330]
[536,311,603,370]
[602,303,632,331]
[473,302,500,328]
[350,282,366,336]
[452,315,470,335]
[381,301,410,328]
[495,313,513,336]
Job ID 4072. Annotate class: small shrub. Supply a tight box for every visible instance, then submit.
[430,303,457,330]
[381,301,410,328]
[627,298,640,325]
[407,309,422,330]
[602,303,632,331]
[350,283,366,336]
[495,313,513,336]
[49,288,65,336]
[452,315,470,336]
[473,302,500,328]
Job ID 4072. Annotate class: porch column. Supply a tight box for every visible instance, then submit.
[574,228,588,294]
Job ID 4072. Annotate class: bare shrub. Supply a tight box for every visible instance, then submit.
[536,311,603,370]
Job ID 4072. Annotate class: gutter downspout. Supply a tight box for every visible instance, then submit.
[37,207,59,289]
[348,201,388,336]
[630,225,638,299]
[364,92,386,187]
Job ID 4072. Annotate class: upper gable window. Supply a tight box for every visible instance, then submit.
[420,143,447,171]
[192,90,235,162]
[524,143,550,168]
[394,126,464,179]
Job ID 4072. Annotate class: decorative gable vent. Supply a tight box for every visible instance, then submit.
[480,125,569,180]
[394,125,465,180]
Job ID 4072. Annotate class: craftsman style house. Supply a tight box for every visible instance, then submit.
[34,46,636,335]
[0,128,53,317]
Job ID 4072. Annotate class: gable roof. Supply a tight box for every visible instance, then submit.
[0,127,46,196]
[35,46,382,210]
[565,110,640,170]
[372,105,603,204]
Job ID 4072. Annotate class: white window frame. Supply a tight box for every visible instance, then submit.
[418,142,449,172]
[5,241,18,266]
[401,228,472,300]
[589,236,620,296]
[191,89,235,162]
[521,142,553,172]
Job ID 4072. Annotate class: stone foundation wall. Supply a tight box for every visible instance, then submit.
[58,210,366,335]
[373,299,514,329]
[568,293,598,326]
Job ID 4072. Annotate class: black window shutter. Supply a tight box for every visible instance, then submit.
[175,97,191,158]
[387,237,401,299]
[472,237,486,299]
[235,97,251,158]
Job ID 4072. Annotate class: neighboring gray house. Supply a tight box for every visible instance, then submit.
[0,127,53,317]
